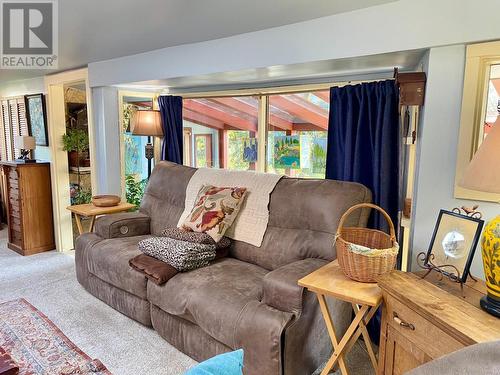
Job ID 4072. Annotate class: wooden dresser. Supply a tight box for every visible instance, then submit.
[378,271,500,375]
[1,161,55,255]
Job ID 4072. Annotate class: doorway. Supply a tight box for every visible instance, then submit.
[63,82,93,240]
[45,68,96,251]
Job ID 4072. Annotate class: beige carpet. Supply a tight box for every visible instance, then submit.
[0,228,373,375]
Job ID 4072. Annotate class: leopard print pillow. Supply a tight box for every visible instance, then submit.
[138,237,216,272]
[161,227,231,249]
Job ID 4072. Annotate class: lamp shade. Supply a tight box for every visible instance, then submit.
[460,123,500,194]
[14,136,36,150]
[130,110,163,136]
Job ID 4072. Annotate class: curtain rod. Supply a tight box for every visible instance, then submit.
[168,72,396,99]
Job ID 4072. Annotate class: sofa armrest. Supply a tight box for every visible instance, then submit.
[262,258,328,315]
[94,212,150,239]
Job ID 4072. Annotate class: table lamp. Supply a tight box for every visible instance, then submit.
[14,136,36,163]
[460,123,500,317]
[130,110,163,178]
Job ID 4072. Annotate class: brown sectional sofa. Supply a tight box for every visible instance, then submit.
[75,161,371,375]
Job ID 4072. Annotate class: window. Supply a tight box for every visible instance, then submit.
[0,97,30,161]
[267,91,329,178]
[182,89,329,178]
[121,95,154,205]
[183,96,258,170]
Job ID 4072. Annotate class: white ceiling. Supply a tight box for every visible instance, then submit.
[0,0,396,85]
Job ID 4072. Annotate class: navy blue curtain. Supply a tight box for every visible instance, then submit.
[326,80,400,345]
[325,80,400,232]
[158,95,183,163]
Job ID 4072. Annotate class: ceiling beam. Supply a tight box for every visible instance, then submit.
[184,99,257,131]
[313,91,330,103]
[271,96,328,129]
[210,97,293,131]
[292,123,326,131]
[183,109,224,130]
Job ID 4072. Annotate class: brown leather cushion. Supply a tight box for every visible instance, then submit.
[85,235,151,298]
[147,257,268,347]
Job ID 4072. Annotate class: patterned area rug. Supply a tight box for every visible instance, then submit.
[0,298,111,375]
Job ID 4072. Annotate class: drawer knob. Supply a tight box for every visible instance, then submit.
[393,313,415,330]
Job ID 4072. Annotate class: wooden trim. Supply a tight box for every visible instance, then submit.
[218,129,227,169]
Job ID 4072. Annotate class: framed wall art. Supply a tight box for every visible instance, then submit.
[424,209,484,283]
[24,93,49,146]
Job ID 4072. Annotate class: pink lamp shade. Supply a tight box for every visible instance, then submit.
[14,136,36,150]
[460,123,500,194]
[130,110,163,136]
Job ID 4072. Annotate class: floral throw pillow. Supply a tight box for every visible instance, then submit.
[181,185,247,242]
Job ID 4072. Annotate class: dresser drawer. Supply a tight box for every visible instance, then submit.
[384,294,464,359]
[8,176,18,188]
[10,229,23,246]
[9,203,21,218]
[8,168,18,181]
[8,186,19,200]
[10,215,21,231]
[9,196,20,210]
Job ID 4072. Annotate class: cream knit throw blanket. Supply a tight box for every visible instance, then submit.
[178,168,283,247]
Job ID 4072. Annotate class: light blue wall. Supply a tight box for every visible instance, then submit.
[91,86,122,195]
[410,45,499,279]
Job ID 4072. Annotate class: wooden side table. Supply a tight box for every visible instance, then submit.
[298,260,383,375]
[66,202,135,235]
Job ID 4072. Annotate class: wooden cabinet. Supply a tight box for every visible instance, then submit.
[378,271,500,375]
[1,161,55,255]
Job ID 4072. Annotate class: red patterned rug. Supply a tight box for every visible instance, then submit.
[0,298,111,375]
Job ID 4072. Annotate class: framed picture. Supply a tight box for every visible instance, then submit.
[24,93,48,146]
[273,135,300,169]
[425,209,484,283]
[242,138,257,163]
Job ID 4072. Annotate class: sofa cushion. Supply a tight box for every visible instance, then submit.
[85,235,151,299]
[147,258,267,347]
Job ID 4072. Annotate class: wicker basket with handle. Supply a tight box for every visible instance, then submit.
[335,203,399,283]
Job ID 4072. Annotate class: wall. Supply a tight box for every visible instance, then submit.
[411,45,499,278]
[0,77,51,160]
[91,86,122,195]
[89,0,500,88]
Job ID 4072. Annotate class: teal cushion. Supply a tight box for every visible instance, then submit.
[185,349,244,375]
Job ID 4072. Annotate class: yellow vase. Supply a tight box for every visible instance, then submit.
[480,215,500,317]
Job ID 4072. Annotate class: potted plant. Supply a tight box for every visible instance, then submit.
[62,128,89,168]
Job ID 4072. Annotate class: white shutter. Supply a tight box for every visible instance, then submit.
[17,98,29,136]
[9,99,20,159]
[0,96,30,161]
[0,100,8,161]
